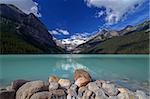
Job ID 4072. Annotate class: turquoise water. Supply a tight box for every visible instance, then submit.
[0,55,149,90]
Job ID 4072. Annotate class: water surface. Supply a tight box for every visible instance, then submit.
[0,54,149,91]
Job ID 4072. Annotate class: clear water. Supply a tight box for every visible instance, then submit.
[0,54,149,91]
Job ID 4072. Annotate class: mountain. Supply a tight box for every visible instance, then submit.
[73,20,150,54]
[0,4,66,54]
[55,34,90,51]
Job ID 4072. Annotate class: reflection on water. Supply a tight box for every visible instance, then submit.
[0,55,149,90]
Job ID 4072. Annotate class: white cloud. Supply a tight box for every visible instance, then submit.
[49,30,61,35]
[95,11,104,18]
[0,0,41,17]
[49,28,70,35]
[85,0,144,25]
[56,29,70,35]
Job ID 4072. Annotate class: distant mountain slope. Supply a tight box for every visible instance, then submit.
[73,20,150,54]
[0,4,66,54]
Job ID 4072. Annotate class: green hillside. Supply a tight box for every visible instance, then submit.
[0,17,65,54]
[78,29,149,54]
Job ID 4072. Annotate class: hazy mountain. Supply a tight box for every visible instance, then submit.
[0,4,66,54]
[73,20,150,54]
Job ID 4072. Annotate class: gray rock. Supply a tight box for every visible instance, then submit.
[58,79,71,89]
[30,91,53,99]
[135,90,149,99]
[117,93,130,99]
[95,89,108,99]
[78,86,87,97]
[95,80,106,88]
[6,86,13,91]
[0,90,15,99]
[117,92,138,99]
[50,89,66,99]
[70,84,78,92]
[82,90,93,99]
[49,82,59,91]
[11,79,29,91]
[67,94,72,99]
[88,82,100,92]
[102,83,119,96]
[108,96,118,99]
[16,80,48,99]
[67,84,78,97]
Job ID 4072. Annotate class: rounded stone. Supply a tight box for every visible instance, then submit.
[11,79,29,91]
[30,91,52,99]
[102,83,119,96]
[88,82,100,92]
[49,75,59,83]
[49,82,59,91]
[74,69,92,81]
[75,77,90,87]
[58,79,71,89]
[16,80,48,99]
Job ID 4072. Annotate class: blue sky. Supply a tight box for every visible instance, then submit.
[0,0,149,39]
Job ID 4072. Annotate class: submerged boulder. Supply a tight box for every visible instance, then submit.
[16,80,48,99]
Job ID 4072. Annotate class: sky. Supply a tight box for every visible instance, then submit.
[0,0,149,40]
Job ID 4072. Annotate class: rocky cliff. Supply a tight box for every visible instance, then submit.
[0,4,66,54]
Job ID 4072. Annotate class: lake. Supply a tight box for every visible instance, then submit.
[0,54,149,91]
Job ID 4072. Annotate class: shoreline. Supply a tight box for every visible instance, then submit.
[0,69,149,99]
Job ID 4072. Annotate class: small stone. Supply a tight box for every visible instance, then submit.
[58,79,71,89]
[117,93,129,99]
[88,82,100,92]
[75,77,90,87]
[67,94,72,99]
[78,86,87,97]
[82,90,93,99]
[67,84,78,97]
[108,96,118,99]
[6,86,13,91]
[49,75,59,83]
[95,80,106,88]
[135,90,148,99]
[0,90,15,99]
[51,89,66,99]
[102,83,119,96]
[49,82,59,91]
[117,87,129,93]
[117,92,138,99]
[95,89,108,99]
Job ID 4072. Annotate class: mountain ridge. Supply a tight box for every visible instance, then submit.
[73,20,150,54]
[0,4,66,54]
